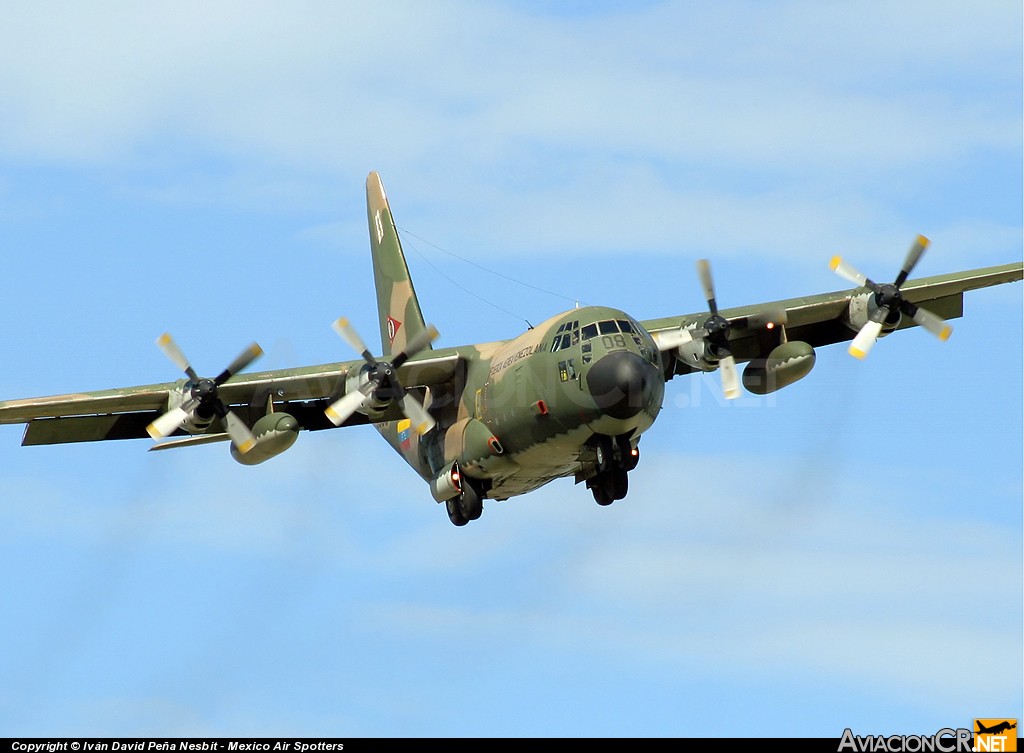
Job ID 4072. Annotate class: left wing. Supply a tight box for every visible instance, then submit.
[643,262,1023,376]
[0,350,462,446]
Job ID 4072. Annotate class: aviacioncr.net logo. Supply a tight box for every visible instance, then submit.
[838,728,973,752]
[974,720,1017,752]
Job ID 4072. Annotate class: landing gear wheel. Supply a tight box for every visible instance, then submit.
[594,437,612,472]
[610,467,628,500]
[445,498,468,527]
[458,480,483,521]
[591,467,628,505]
[592,482,614,506]
[617,436,639,471]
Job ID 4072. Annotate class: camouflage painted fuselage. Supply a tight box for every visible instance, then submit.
[372,305,664,500]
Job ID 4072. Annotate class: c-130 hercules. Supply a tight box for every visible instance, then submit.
[0,172,1020,526]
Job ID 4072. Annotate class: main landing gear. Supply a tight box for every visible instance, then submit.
[445,476,484,527]
[587,434,639,506]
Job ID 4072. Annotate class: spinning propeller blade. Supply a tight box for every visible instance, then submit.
[327,319,439,432]
[830,235,952,359]
[695,258,738,400]
[147,335,263,452]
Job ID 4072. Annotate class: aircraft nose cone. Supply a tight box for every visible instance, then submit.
[586,350,658,420]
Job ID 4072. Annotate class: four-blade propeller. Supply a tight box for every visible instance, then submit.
[324,317,439,434]
[147,334,263,453]
[830,235,952,359]
[693,259,741,400]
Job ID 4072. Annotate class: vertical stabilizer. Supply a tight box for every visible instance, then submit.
[366,171,430,357]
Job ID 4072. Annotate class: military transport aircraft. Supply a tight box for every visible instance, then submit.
[0,172,1021,526]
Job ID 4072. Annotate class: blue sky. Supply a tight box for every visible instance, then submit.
[0,0,1020,738]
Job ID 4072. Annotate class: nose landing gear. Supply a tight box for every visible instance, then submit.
[587,435,639,506]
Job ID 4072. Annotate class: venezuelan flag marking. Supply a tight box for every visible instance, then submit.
[397,419,412,451]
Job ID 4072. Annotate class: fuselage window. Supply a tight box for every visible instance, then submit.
[559,359,577,382]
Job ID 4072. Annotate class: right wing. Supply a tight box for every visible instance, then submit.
[642,262,1022,373]
[0,350,463,446]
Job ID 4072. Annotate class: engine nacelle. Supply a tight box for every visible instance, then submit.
[845,292,900,337]
[742,341,816,395]
[230,412,300,466]
[180,412,215,434]
[675,335,718,372]
[430,462,463,502]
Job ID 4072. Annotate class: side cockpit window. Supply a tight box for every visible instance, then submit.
[550,320,581,352]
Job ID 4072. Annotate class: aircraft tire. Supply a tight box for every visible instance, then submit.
[594,436,613,473]
[458,481,483,521]
[592,481,614,506]
[446,497,469,526]
[610,468,628,500]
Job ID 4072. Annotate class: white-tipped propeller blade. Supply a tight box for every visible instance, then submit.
[829,256,869,287]
[147,405,191,440]
[398,324,440,363]
[718,354,740,400]
[401,393,436,435]
[332,317,375,364]
[895,235,929,287]
[325,386,373,427]
[696,259,718,313]
[910,306,953,341]
[219,344,264,382]
[848,319,884,360]
[223,410,257,454]
[156,333,198,379]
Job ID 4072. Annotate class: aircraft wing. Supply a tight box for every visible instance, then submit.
[0,350,463,446]
[641,262,1023,374]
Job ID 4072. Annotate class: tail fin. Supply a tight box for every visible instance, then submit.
[365,171,430,357]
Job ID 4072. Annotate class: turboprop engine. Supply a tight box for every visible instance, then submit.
[653,258,815,397]
[230,412,300,465]
[830,236,952,360]
[146,334,264,455]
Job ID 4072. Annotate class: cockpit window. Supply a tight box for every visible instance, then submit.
[598,320,618,335]
[581,323,598,341]
[550,320,581,352]
[617,319,634,334]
